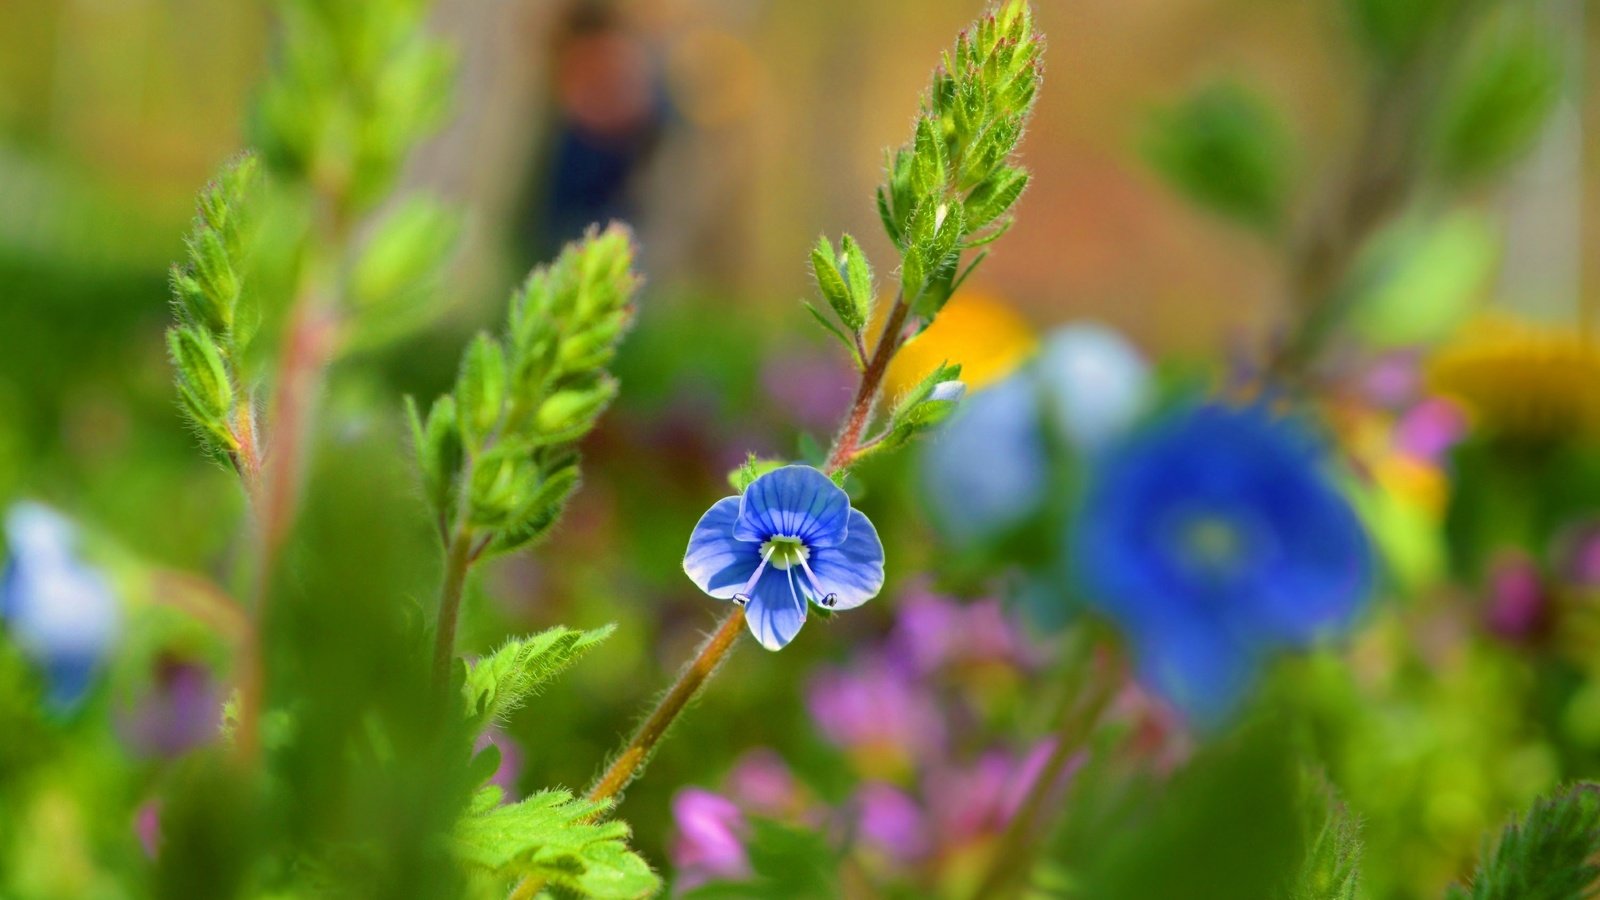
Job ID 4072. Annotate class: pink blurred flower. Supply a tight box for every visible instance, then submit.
[1392,399,1466,465]
[1483,553,1551,643]
[727,749,800,818]
[807,654,944,767]
[135,800,160,858]
[761,352,856,433]
[1555,522,1600,589]
[474,729,524,799]
[887,590,1031,677]
[856,782,931,863]
[116,659,222,758]
[671,788,750,889]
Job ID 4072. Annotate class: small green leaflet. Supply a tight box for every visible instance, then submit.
[455,788,660,899]
[462,625,614,734]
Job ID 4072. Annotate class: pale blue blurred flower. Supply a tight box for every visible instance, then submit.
[921,323,1152,547]
[1035,324,1153,452]
[921,374,1049,546]
[1,502,120,709]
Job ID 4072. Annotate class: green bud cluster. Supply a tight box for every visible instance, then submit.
[878,0,1042,321]
[254,0,454,213]
[167,154,264,465]
[410,224,640,558]
[805,1,1041,373]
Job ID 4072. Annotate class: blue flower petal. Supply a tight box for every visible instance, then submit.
[735,466,850,548]
[1132,617,1259,728]
[744,566,808,651]
[799,510,884,611]
[683,497,764,600]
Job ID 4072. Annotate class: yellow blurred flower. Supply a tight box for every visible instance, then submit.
[1428,315,1600,441]
[882,290,1036,400]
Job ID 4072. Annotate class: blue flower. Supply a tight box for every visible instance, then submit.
[684,465,885,650]
[1,503,121,709]
[1072,402,1372,724]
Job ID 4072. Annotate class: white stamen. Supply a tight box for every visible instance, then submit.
[796,554,838,609]
[733,545,777,607]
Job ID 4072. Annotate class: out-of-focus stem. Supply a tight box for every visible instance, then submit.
[430,528,477,695]
[968,655,1116,900]
[232,203,347,764]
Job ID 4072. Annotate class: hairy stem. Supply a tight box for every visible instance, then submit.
[586,608,747,805]
[826,293,911,472]
[430,528,477,696]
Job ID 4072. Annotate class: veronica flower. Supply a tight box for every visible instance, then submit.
[1073,402,1372,724]
[1,502,120,709]
[683,465,884,650]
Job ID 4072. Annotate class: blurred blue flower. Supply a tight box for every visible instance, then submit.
[1,502,120,709]
[922,323,1151,548]
[922,374,1049,546]
[1073,403,1372,724]
[683,465,884,650]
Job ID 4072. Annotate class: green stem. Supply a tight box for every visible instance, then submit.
[431,527,477,695]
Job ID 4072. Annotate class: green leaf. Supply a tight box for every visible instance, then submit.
[1429,15,1563,187]
[171,153,262,342]
[809,236,859,332]
[1287,778,1363,900]
[1344,210,1496,347]
[487,453,584,557]
[456,334,508,444]
[411,394,464,530]
[840,234,874,324]
[1144,80,1294,235]
[729,454,788,493]
[803,302,863,369]
[453,789,660,899]
[168,325,237,449]
[348,196,460,347]
[1450,783,1600,900]
[965,165,1029,234]
[462,625,615,732]
[1342,0,1460,68]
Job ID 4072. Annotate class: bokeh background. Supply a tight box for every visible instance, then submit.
[2,0,1599,897]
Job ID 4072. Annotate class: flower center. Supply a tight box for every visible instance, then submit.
[760,536,810,571]
[1173,513,1250,578]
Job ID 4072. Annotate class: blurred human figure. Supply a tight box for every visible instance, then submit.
[521,1,667,262]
